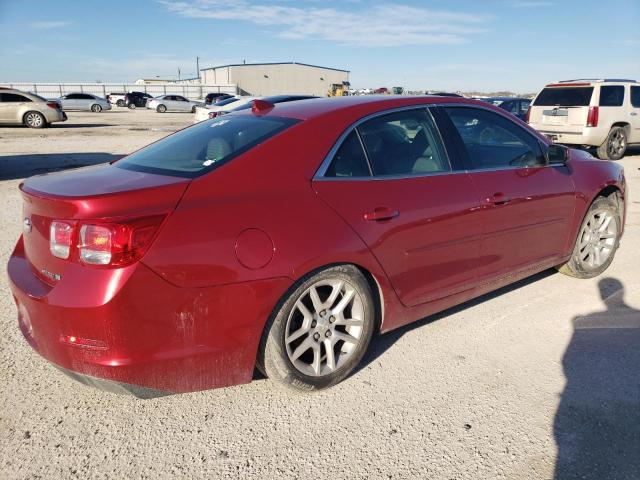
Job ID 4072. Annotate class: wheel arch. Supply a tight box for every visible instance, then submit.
[611,122,631,137]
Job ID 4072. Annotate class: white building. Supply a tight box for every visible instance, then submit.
[199,62,350,97]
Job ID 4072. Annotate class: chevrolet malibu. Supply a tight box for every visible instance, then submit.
[7,96,626,396]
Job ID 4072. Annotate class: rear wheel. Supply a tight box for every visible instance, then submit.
[116,99,125,107]
[23,111,47,128]
[191,105,196,113]
[258,265,375,392]
[557,195,621,278]
[90,104,102,113]
[156,104,167,113]
[596,126,627,160]
[128,103,136,109]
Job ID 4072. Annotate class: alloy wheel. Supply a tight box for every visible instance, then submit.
[577,210,618,269]
[285,279,365,377]
[25,113,43,128]
[608,130,626,158]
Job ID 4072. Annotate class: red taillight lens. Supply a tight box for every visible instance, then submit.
[46,102,60,110]
[587,106,599,127]
[78,215,165,266]
[208,111,218,119]
[50,221,72,259]
[525,106,531,123]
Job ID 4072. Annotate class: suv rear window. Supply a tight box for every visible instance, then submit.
[116,115,299,178]
[533,87,594,106]
[599,86,625,107]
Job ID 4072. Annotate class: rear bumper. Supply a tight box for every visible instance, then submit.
[43,109,67,123]
[8,236,291,394]
[530,124,608,147]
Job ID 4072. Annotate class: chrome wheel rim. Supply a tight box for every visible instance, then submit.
[578,210,618,269]
[25,113,42,127]
[285,279,365,377]
[608,131,625,157]
[91,104,101,112]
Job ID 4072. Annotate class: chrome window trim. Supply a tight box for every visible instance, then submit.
[313,102,560,182]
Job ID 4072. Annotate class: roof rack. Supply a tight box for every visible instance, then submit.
[558,78,638,83]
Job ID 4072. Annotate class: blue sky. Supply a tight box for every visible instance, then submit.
[0,0,638,92]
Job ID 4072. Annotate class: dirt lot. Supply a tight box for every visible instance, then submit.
[1,109,639,480]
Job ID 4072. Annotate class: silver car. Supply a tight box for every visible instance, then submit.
[147,95,203,113]
[57,93,111,112]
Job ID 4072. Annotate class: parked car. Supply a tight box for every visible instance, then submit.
[193,96,258,123]
[205,93,235,105]
[124,91,153,109]
[527,79,640,160]
[374,87,389,94]
[430,92,463,97]
[107,92,127,107]
[8,96,626,396]
[0,88,66,128]
[147,94,203,113]
[225,95,319,113]
[57,93,111,112]
[484,97,532,121]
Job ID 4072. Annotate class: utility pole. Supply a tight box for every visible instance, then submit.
[196,56,200,82]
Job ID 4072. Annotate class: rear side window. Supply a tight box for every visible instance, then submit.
[0,93,31,102]
[631,86,640,108]
[533,87,594,106]
[357,108,450,176]
[599,86,625,107]
[325,131,370,177]
[519,99,532,114]
[116,115,299,178]
[445,107,545,169]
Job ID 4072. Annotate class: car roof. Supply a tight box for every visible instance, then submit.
[233,95,487,121]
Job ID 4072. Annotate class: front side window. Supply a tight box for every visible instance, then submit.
[116,115,299,178]
[599,86,625,107]
[357,108,450,176]
[445,107,545,169]
[79,94,94,100]
[631,86,640,108]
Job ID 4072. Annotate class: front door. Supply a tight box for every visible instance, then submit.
[313,107,484,307]
[441,105,576,282]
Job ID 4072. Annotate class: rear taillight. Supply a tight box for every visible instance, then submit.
[524,106,531,123]
[208,111,219,119]
[50,221,73,259]
[46,102,60,110]
[587,106,599,127]
[50,215,165,267]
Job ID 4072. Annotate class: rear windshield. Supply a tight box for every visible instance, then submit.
[533,87,594,106]
[215,97,240,106]
[115,115,299,178]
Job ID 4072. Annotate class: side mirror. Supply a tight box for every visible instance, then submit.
[547,144,569,165]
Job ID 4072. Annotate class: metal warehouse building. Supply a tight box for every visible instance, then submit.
[199,62,349,97]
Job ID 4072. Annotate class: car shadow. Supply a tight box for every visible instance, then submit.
[554,278,640,479]
[355,269,557,374]
[0,152,124,180]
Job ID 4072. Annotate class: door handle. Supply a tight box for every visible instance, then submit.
[364,207,399,221]
[631,112,638,116]
[487,193,511,206]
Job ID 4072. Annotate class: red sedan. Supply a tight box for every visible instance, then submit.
[8,96,626,396]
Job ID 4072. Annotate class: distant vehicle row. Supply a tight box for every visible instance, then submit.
[193,95,318,122]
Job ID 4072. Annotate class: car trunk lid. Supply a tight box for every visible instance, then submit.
[20,163,190,284]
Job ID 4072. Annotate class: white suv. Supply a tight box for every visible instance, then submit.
[527,79,640,159]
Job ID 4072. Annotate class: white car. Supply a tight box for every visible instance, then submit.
[107,92,127,107]
[527,79,640,160]
[147,95,203,113]
[193,96,260,123]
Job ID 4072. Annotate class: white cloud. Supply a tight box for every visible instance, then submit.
[159,1,491,46]
[29,21,72,29]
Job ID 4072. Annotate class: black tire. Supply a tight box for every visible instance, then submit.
[156,104,167,113]
[557,195,621,279]
[128,103,136,109]
[116,99,125,107]
[258,264,375,392]
[23,111,47,129]
[191,105,196,113]
[596,126,627,160]
[90,104,102,113]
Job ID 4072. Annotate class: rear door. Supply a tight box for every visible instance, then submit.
[631,86,640,142]
[441,105,575,282]
[313,107,484,307]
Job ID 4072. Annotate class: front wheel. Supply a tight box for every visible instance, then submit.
[557,195,621,279]
[191,105,197,113]
[116,99,125,107]
[258,265,375,391]
[90,104,102,113]
[596,126,627,160]
[156,104,167,113]
[128,103,136,109]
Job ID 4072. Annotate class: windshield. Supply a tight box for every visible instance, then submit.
[115,115,299,178]
[533,87,594,106]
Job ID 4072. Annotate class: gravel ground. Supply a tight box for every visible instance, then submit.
[1,109,639,480]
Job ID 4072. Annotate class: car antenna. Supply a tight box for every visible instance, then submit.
[252,99,275,115]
